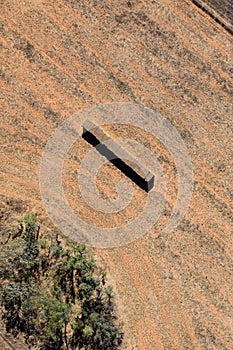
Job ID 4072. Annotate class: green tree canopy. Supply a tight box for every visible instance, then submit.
[0,214,123,349]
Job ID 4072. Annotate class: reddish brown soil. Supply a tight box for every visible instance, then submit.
[1,0,232,349]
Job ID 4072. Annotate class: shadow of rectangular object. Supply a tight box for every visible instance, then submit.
[82,120,154,192]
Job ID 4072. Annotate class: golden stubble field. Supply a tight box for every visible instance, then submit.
[1,0,233,349]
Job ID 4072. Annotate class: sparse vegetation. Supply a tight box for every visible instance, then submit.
[0,213,123,349]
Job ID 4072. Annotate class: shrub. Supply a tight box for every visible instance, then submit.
[0,214,123,349]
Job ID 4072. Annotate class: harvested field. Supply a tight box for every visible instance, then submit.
[191,0,233,34]
[0,328,28,350]
[1,0,233,349]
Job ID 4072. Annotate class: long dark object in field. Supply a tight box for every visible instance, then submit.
[191,0,233,35]
[82,120,154,192]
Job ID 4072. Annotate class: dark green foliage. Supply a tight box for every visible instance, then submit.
[0,214,123,349]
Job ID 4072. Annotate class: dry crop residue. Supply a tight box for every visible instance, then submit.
[1,0,232,349]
